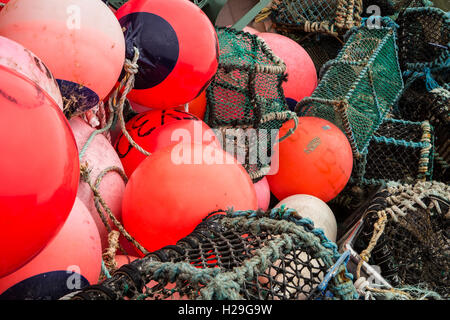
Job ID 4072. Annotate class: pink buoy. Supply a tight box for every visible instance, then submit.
[115,255,138,269]
[258,32,317,111]
[0,36,63,109]
[0,198,102,300]
[254,177,271,211]
[69,117,126,250]
[242,26,260,35]
[226,25,259,35]
[0,0,126,103]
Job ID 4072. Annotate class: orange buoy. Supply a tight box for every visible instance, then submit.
[122,143,257,252]
[0,0,125,108]
[0,198,102,299]
[115,109,220,177]
[258,32,317,111]
[69,117,126,250]
[115,0,218,109]
[0,37,79,278]
[254,177,271,211]
[267,117,353,203]
[186,90,207,120]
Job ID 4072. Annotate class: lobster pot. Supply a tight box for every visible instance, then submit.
[395,79,449,183]
[351,181,450,299]
[397,6,449,84]
[297,18,404,158]
[62,209,359,300]
[205,27,297,182]
[352,118,434,186]
[361,0,433,18]
[270,0,363,36]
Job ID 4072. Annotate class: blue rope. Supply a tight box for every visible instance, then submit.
[101,259,112,279]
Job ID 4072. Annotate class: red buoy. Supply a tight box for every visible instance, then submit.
[0,198,102,299]
[115,109,220,177]
[122,143,257,252]
[115,0,218,109]
[0,37,79,278]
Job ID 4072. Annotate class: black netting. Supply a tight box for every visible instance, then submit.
[353,118,434,186]
[63,209,358,300]
[353,182,450,298]
[397,6,449,73]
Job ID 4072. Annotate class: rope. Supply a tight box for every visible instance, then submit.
[103,230,121,274]
[109,47,151,157]
[355,210,387,279]
[80,164,149,256]
[76,46,159,262]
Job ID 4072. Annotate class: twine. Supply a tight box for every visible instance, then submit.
[103,230,120,274]
[109,47,151,157]
[80,164,149,257]
[77,46,155,264]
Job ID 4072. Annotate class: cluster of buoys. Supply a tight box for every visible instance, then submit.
[0,0,354,300]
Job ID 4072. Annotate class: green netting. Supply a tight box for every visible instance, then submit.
[60,208,359,300]
[361,0,433,18]
[297,18,404,158]
[351,181,450,299]
[204,27,298,182]
[352,118,434,186]
[270,0,363,36]
[397,6,450,85]
[394,78,449,183]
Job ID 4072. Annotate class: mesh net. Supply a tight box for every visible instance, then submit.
[361,0,433,18]
[352,118,434,186]
[397,6,450,79]
[297,18,404,157]
[351,181,450,299]
[60,208,358,300]
[204,27,298,182]
[270,0,363,36]
[394,79,449,183]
